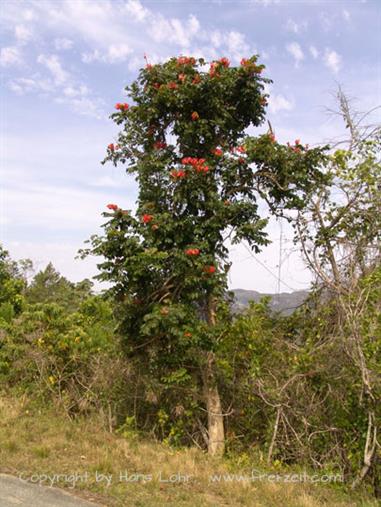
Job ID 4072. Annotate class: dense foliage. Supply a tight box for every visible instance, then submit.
[0,60,379,496]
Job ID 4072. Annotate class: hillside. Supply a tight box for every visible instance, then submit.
[232,289,309,315]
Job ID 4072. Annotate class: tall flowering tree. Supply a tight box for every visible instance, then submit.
[84,56,326,455]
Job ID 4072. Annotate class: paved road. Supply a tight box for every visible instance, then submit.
[0,474,101,507]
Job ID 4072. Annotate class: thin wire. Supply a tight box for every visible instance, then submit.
[277,219,283,294]
[242,242,296,292]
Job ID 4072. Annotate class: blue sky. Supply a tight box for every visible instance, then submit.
[1,0,380,292]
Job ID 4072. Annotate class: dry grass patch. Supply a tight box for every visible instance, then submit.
[0,394,377,507]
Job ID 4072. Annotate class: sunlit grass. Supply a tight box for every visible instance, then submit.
[0,395,376,507]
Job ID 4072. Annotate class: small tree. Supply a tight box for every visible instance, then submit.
[83,56,326,455]
[27,263,93,312]
[295,96,381,487]
[0,244,25,318]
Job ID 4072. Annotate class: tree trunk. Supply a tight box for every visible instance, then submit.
[351,410,378,489]
[202,297,225,456]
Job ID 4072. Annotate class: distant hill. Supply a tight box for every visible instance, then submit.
[232,289,309,315]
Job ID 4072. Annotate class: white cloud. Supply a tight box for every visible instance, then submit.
[285,19,308,34]
[54,38,74,50]
[9,77,54,94]
[319,12,333,31]
[324,49,342,74]
[253,0,280,5]
[62,84,89,97]
[124,0,149,22]
[2,0,252,73]
[268,94,294,114]
[107,44,132,63]
[82,43,132,64]
[37,54,69,85]
[55,95,106,119]
[150,14,200,47]
[210,31,222,48]
[3,184,104,230]
[286,42,304,67]
[81,49,101,64]
[188,14,200,35]
[0,0,281,119]
[15,24,33,43]
[309,45,319,59]
[342,9,351,22]
[9,53,104,118]
[91,176,121,188]
[226,31,250,61]
[22,9,36,21]
[0,46,23,67]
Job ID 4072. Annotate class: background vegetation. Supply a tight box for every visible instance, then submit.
[0,64,379,506]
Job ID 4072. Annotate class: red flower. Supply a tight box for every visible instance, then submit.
[219,57,230,67]
[108,143,115,151]
[146,64,152,70]
[178,73,186,82]
[192,74,201,84]
[171,170,186,179]
[177,56,195,66]
[181,157,207,170]
[236,145,246,153]
[154,141,167,150]
[153,82,161,90]
[295,139,301,145]
[268,133,276,143]
[107,204,118,210]
[212,148,223,156]
[185,248,200,256]
[204,265,216,274]
[184,331,192,337]
[191,111,199,121]
[167,82,178,90]
[181,157,209,173]
[238,157,245,164]
[240,58,249,66]
[142,214,153,223]
[115,103,129,111]
[209,62,219,78]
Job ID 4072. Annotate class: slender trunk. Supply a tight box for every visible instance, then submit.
[202,296,225,456]
[351,410,378,489]
[267,407,281,463]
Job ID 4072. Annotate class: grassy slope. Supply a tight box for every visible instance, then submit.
[0,395,377,507]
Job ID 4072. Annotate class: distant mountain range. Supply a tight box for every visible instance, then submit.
[232,289,309,315]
